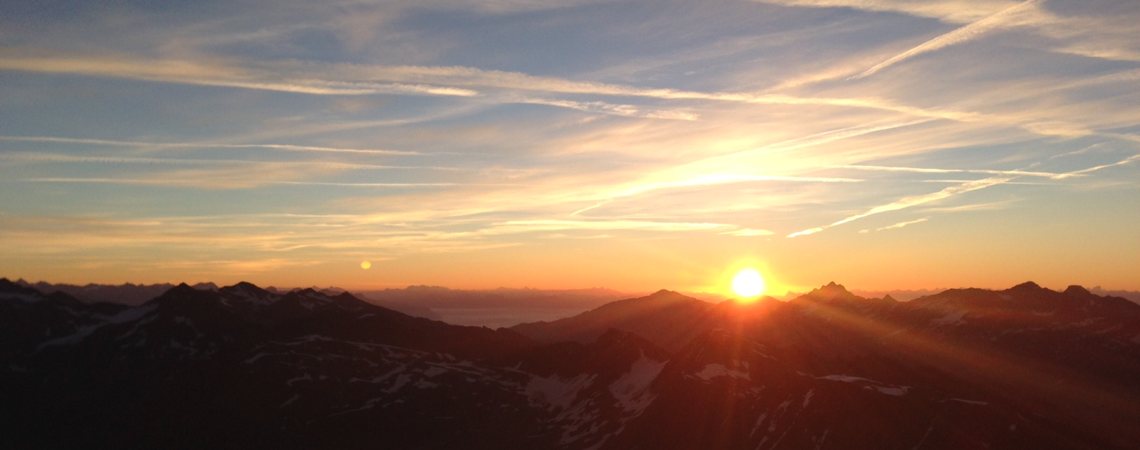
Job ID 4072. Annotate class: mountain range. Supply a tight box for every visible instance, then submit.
[2,278,1138,449]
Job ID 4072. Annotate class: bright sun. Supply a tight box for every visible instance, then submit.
[731,268,766,299]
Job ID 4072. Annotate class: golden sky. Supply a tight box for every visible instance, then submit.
[1,0,1138,293]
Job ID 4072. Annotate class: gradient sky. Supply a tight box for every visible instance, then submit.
[1,0,1138,294]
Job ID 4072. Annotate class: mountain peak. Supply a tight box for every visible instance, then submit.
[220,281,272,296]
[166,283,198,295]
[1010,281,1042,291]
[795,281,861,303]
[646,289,689,301]
[817,281,853,296]
[0,277,19,290]
[1064,285,1091,296]
[229,281,261,290]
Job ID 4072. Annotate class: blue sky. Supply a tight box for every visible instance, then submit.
[1,0,1138,292]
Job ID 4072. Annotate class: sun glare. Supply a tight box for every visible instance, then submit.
[360,260,372,270]
[731,268,766,299]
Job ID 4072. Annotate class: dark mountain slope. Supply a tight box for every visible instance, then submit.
[511,289,719,351]
[2,279,1138,449]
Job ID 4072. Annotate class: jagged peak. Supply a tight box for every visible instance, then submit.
[794,281,863,303]
[814,281,854,295]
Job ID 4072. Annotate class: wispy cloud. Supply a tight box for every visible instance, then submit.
[0,152,465,172]
[0,55,478,97]
[788,175,1013,237]
[519,98,699,121]
[492,219,734,233]
[922,199,1015,213]
[837,164,1065,179]
[854,0,1042,79]
[571,173,863,216]
[858,217,928,234]
[1051,153,1140,180]
[787,227,824,238]
[723,228,776,237]
[0,54,988,123]
[17,177,483,190]
[790,153,1140,237]
[0,135,417,156]
[754,0,1019,24]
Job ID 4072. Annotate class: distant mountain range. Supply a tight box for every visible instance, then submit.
[2,278,1138,449]
[13,280,634,327]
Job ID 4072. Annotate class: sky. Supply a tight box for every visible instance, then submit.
[1,0,1138,295]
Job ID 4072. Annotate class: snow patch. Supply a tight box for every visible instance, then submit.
[608,353,666,413]
[526,373,595,410]
[37,304,156,349]
[817,374,909,397]
[694,363,750,381]
[874,386,907,396]
[749,413,769,438]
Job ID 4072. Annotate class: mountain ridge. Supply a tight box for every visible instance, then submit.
[2,278,1139,449]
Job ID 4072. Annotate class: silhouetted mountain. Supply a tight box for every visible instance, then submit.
[18,279,446,320]
[2,278,1138,449]
[514,282,1140,449]
[1088,286,1140,304]
[15,279,218,305]
[511,289,718,352]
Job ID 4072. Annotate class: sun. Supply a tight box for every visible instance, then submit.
[731,268,766,299]
[360,260,372,270]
